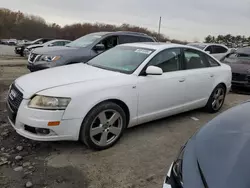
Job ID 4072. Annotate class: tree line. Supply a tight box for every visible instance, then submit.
[0,8,187,44]
[205,34,250,47]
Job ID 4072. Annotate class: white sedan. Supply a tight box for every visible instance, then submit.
[187,43,231,60]
[6,43,231,150]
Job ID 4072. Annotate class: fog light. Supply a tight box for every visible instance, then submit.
[36,128,50,135]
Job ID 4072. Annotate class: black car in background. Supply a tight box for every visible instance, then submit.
[15,38,53,56]
[221,47,250,89]
[27,31,156,72]
[163,101,250,188]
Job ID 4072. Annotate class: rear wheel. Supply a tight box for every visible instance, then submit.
[79,102,126,150]
[205,84,226,113]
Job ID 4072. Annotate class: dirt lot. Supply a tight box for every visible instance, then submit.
[0,53,250,188]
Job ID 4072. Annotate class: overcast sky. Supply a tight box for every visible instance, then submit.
[2,0,250,41]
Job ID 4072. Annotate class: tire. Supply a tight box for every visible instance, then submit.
[79,102,126,150]
[205,84,226,113]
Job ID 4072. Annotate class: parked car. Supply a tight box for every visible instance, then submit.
[15,38,54,56]
[27,31,156,72]
[6,43,231,150]
[221,47,250,89]
[24,39,71,57]
[0,39,9,45]
[17,40,30,45]
[163,100,250,188]
[187,43,231,60]
[8,39,17,46]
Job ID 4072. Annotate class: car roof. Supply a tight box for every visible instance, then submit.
[189,42,227,47]
[121,42,192,50]
[91,31,152,38]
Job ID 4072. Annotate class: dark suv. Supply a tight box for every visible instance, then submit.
[15,38,53,56]
[27,31,156,72]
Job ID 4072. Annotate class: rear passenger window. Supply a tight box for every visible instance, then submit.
[212,45,228,53]
[119,36,140,44]
[206,56,220,67]
[184,49,209,69]
[148,48,181,72]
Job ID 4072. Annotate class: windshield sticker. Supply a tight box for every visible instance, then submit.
[135,49,152,54]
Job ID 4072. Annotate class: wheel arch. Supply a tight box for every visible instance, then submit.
[78,98,131,139]
[96,99,130,127]
[78,98,131,141]
[217,82,227,91]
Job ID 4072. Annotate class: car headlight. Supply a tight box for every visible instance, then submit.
[40,55,61,62]
[28,95,71,110]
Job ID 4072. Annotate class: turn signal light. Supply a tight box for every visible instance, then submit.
[48,121,60,126]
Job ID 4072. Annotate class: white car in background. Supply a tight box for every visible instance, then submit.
[6,43,231,150]
[24,39,71,57]
[187,43,231,60]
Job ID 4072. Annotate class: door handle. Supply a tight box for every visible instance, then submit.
[179,78,185,82]
[210,74,214,78]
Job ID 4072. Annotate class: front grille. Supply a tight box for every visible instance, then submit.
[7,84,23,123]
[232,73,247,81]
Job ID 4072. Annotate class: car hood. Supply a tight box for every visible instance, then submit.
[223,58,250,74]
[183,102,250,188]
[27,44,43,49]
[32,46,81,56]
[15,64,123,98]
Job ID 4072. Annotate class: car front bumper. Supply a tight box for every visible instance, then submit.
[232,80,250,88]
[27,62,53,72]
[7,99,83,141]
[163,163,174,188]
[15,48,22,54]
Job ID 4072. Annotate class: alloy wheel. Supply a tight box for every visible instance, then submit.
[212,87,225,111]
[90,110,123,147]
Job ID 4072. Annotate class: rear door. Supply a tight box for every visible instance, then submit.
[182,48,214,107]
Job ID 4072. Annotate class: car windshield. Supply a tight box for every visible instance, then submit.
[66,33,105,48]
[87,46,154,74]
[187,43,206,50]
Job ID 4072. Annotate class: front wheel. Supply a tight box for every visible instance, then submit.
[79,102,126,150]
[205,84,226,113]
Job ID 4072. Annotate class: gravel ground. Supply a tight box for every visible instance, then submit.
[0,45,19,56]
[0,51,250,188]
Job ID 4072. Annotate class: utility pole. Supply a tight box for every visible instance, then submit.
[158,16,162,40]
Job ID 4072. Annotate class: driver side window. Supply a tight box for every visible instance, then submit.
[148,48,181,73]
[99,36,118,50]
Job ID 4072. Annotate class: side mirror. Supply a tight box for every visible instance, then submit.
[205,51,211,54]
[93,44,105,51]
[146,66,163,75]
[48,44,54,47]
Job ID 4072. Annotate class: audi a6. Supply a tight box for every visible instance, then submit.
[6,43,231,150]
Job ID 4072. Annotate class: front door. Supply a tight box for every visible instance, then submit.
[136,48,187,124]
